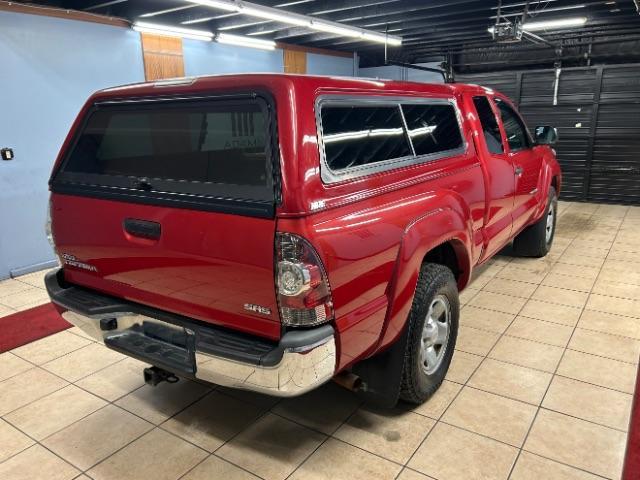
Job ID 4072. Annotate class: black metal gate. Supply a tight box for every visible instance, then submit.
[458,64,640,205]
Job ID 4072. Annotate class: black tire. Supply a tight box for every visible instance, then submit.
[512,186,558,258]
[399,263,459,404]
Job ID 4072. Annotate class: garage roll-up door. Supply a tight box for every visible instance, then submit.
[458,63,640,205]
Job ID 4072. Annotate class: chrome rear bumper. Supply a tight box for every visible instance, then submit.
[47,270,336,397]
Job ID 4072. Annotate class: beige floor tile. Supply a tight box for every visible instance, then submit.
[75,356,149,402]
[511,451,602,480]
[490,336,564,373]
[599,268,640,287]
[14,269,52,289]
[11,330,91,365]
[557,349,637,393]
[468,358,552,405]
[43,404,153,469]
[459,287,480,305]
[0,444,79,480]
[563,244,609,259]
[0,418,34,463]
[542,376,633,431]
[550,263,600,280]
[578,309,640,339]
[88,428,207,480]
[412,380,462,419]
[482,277,538,298]
[467,291,528,315]
[42,343,125,382]
[162,390,264,452]
[607,250,640,264]
[460,306,515,334]
[217,413,325,480]
[182,455,260,480]
[334,407,434,464]
[0,286,50,309]
[541,273,595,292]
[396,469,436,480]
[216,386,282,410]
[446,350,483,383]
[442,386,537,447]
[290,438,401,480]
[507,257,554,274]
[271,382,360,435]
[519,299,583,327]
[592,279,640,300]
[0,302,16,318]
[557,253,605,268]
[115,379,210,425]
[408,422,518,480]
[66,325,96,340]
[586,293,640,319]
[0,367,67,416]
[496,265,547,284]
[569,327,640,364]
[0,278,32,298]
[4,384,106,440]
[505,316,574,347]
[456,325,501,356]
[531,286,589,309]
[0,352,33,382]
[524,409,626,478]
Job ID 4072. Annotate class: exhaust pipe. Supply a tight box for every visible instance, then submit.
[143,366,179,386]
[333,371,364,392]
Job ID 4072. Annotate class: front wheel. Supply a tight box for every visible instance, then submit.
[399,263,459,404]
[512,186,558,258]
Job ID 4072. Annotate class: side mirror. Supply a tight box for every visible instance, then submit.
[534,126,558,145]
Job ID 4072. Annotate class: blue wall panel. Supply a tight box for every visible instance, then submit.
[0,12,145,279]
[183,39,284,76]
[307,53,354,76]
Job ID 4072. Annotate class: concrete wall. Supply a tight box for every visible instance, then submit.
[307,52,355,76]
[0,11,146,279]
[183,39,284,76]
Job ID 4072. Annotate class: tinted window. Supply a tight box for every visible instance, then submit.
[495,99,530,151]
[401,103,463,156]
[320,105,412,171]
[58,99,273,201]
[473,96,504,154]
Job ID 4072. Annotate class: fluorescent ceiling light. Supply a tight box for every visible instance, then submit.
[488,16,587,34]
[133,21,214,41]
[523,16,587,31]
[185,0,402,45]
[139,5,197,18]
[216,33,276,50]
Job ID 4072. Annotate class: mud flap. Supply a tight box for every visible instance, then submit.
[352,324,410,408]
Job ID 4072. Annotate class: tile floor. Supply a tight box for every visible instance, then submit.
[1,200,639,480]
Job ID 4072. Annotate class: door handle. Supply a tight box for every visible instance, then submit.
[123,218,161,240]
[515,166,524,176]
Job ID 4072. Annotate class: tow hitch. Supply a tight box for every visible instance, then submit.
[143,366,179,386]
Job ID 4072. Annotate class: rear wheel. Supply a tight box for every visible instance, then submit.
[400,263,459,404]
[512,186,557,258]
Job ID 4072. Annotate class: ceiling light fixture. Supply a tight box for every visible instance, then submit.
[184,0,402,45]
[488,16,588,34]
[522,16,588,31]
[216,32,277,50]
[133,21,214,41]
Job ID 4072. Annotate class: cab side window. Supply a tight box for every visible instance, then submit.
[495,99,530,151]
[473,96,504,154]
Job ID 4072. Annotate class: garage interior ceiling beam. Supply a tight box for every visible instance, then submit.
[18,0,640,69]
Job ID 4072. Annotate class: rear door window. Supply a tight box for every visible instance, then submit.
[473,96,504,154]
[53,96,276,213]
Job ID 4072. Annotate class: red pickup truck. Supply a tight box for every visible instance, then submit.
[45,74,561,407]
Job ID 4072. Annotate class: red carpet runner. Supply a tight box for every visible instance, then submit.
[0,303,71,353]
[624,363,640,480]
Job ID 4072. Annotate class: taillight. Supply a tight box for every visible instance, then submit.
[45,196,55,248]
[276,232,334,327]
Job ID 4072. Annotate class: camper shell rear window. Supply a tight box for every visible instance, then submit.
[51,94,278,217]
